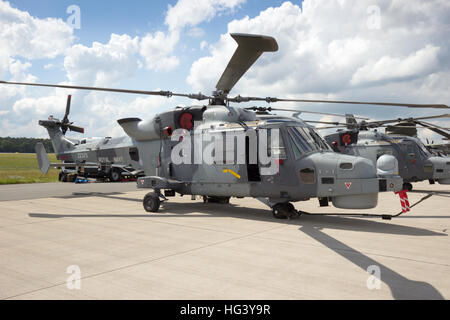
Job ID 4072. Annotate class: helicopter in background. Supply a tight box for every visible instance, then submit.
[35,95,143,182]
[319,114,450,190]
[2,33,449,219]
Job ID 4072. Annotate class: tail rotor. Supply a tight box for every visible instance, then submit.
[60,95,84,134]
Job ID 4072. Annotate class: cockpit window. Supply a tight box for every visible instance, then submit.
[287,126,331,156]
[416,140,432,158]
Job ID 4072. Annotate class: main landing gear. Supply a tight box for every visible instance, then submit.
[272,202,299,219]
[202,196,230,204]
[143,191,168,213]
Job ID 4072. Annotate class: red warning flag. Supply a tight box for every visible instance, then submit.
[395,190,410,213]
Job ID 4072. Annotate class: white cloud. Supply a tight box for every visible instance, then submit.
[200,40,208,50]
[351,45,441,86]
[139,31,180,71]
[187,27,205,38]
[2,0,450,144]
[8,59,36,82]
[0,0,73,76]
[187,0,450,142]
[165,0,246,33]
[64,33,141,86]
[139,0,245,71]
[0,0,74,136]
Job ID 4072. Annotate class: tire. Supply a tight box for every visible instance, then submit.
[204,196,230,204]
[218,197,230,204]
[272,202,296,219]
[272,203,289,219]
[109,168,121,182]
[402,182,413,191]
[143,192,160,213]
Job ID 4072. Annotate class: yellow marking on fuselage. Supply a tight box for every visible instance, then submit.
[223,169,241,179]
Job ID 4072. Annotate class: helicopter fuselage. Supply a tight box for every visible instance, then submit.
[325,130,450,185]
[119,105,402,210]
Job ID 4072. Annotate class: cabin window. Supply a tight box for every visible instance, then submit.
[266,129,286,160]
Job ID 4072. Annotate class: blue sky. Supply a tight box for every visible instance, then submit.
[0,0,449,141]
[8,0,287,89]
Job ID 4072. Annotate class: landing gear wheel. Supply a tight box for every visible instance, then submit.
[202,196,230,204]
[143,192,160,213]
[109,168,121,182]
[272,202,297,219]
[218,196,230,204]
[402,182,413,191]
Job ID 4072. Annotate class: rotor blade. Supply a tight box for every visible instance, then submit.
[304,120,343,125]
[414,120,450,139]
[417,119,450,131]
[67,124,85,134]
[63,95,72,123]
[215,33,278,94]
[315,125,349,130]
[244,106,369,120]
[273,108,369,120]
[366,114,450,127]
[229,95,449,109]
[0,81,212,101]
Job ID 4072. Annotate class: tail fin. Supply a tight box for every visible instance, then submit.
[35,142,50,174]
[39,119,77,155]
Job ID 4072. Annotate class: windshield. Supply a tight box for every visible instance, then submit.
[287,126,331,157]
[416,139,432,157]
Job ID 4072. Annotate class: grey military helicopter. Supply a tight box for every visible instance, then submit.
[2,33,449,219]
[320,114,450,190]
[35,95,143,182]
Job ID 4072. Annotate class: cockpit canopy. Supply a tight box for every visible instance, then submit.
[286,126,331,159]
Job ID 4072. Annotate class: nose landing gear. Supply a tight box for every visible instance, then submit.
[402,182,413,191]
[272,202,299,219]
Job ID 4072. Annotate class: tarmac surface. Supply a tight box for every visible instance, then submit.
[0,181,449,300]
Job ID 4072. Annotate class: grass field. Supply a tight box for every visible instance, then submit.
[0,153,60,184]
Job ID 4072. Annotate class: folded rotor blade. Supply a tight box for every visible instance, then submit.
[215,34,278,94]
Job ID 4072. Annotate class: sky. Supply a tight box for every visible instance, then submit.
[0,0,449,143]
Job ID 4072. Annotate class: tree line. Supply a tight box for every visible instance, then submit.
[0,137,54,153]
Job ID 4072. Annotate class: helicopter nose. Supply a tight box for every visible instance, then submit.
[335,155,377,179]
[429,157,450,184]
[307,153,380,209]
